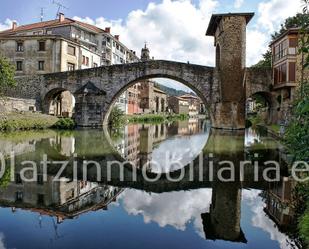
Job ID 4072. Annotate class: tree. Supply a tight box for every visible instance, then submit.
[252,49,272,68]
[108,106,125,127]
[0,56,15,94]
[271,13,309,40]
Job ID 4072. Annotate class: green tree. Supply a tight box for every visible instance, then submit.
[0,56,15,94]
[271,13,309,40]
[108,106,125,127]
[252,49,272,68]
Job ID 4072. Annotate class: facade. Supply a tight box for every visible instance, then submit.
[270,28,299,123]
[139,80,167,114]
[0,14,103,75]
[168,96,189,114]
[178,94,203,117]
[0,13,139,116]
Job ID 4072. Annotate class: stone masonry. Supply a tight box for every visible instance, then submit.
[2,13,274,129]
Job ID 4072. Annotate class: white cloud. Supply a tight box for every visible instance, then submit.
[0,19,15,31]
[257,0,302,33]
[0,233,7,249]
[67,0,305,67]
[234,0,244,9]
[120,188,212,237]
[74,0,219,66]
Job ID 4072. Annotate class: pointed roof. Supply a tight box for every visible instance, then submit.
[75,81,106,95]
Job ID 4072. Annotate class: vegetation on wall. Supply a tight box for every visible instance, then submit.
[283,1,309,245]
[0,56,15,94]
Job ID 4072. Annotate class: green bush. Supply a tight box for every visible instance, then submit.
[52,118,75,130]
[109,106,125,127]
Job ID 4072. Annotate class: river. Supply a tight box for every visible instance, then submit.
[0,119,302,249]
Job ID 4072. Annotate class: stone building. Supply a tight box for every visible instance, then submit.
[178,94,203,117]
[139,80,167,114]
[168,96,189,114]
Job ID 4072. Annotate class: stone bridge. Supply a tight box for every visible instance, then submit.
[4,13,273,129]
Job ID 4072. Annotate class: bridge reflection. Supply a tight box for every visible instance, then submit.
[0,124,296,243]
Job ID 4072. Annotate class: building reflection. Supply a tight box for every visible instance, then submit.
[263,177,296,232]
[0,175,122,223]
[111,119,205,170]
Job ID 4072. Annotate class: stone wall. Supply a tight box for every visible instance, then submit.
[0,97,37,113]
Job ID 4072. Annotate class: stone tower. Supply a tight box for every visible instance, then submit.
[141,43,150,61]
[206,13,254,129]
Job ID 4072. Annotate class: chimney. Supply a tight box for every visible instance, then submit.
[59,13,65,22]
[12,21,17,30]
[105,27,111,33]
[114,35,119,41]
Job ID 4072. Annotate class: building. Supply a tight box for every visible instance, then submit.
[0,13,103,75]
[127,83,141,114]
[178,94,203,117]
[270,28,299,123]
[168,96,189,114]
[139,80,167,114]
[0,13,139,116]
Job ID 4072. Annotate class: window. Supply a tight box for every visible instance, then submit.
[16,61,23,71]
[82,55,89,66]
[274,63,287,84]
[37,174,44,185]
[15,191,23,202]
[67,63,75,71]
[38,41,46,51]
[16,41,24,52]
[289,62,296,82]
[37,194,45,205]
[15,173,22,184]
[68,45,76,56]
[38,61,45,71]
[274,39,288,62]
[289,38,298,48]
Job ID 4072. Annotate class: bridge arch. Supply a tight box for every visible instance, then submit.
[103,73,214,125]
[43,87,75,118]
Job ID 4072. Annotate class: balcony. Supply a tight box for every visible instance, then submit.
[273,82,297,90]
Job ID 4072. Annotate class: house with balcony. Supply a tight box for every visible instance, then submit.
[270,28,299,122]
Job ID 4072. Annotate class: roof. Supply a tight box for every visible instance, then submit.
[269,27,300,46]
[75,81,106,95]
[206,12,254,36]
[153,87,166,95]
[179,94,200,99]
[0,17,104,36]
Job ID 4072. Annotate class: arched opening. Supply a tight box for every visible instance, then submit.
[246,91,273,125]
[106,76,211,173]
[43,88,75,118]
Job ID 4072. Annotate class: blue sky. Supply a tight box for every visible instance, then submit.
[0,0,259,23]
[0,0,303,91]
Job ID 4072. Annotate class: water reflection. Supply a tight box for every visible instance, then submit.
[110,119,209,173]
[0,123,303,249]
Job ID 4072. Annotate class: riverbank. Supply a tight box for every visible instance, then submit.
[0,112,59,131]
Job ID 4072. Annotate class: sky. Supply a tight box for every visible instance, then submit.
[0,0,304,91]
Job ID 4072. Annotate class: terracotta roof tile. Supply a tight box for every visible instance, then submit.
[0,17,104,36]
